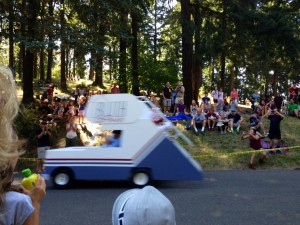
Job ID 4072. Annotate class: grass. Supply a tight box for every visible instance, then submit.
[178,112,300,170]
[16,78,300,171]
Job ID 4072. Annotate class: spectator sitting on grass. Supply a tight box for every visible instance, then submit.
[228,109,243,134]
[38,99,51,120]
[191,108,207,135]
[229,99,239,113]
[217,111,229,134]
[190,99,199,116]
[47,100,64,121]
[288,99,299,117]
[176,99,187,115]
[216,99,226,114]
[206,109,217,131]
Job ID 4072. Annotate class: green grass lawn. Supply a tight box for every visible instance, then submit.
[178,113,300,170]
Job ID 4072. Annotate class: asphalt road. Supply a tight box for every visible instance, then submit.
[39,170,300,225]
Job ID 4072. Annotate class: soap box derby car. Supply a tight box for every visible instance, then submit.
[43,94,203,188]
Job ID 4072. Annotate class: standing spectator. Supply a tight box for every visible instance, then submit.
[288,82,298,102]
[174,82,185,104]
[0,66,46,225]
[202,99,211,113]
[230,87,239,103]
[273,92,283,112]
[262,108,285,146]
[162,81,172,114]
[212,86,219,104]
[228,109,243,134]
[190,99,199,116]
[251,90,260,111]
[111,82,120,94]
[47,84,54,103]
[201,92,211,104]
[74,87,79,105]
[191,108,207,135]
[96,89,102,95]
[36,121,51,172]
[78,96,86,124]
[241,127,266,170]
[66,116,78,147]
[218,87,224,101]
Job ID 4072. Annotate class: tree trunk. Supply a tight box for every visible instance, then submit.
[60,0,67,91]
[89,49,96,80]
[40,0,46,81]
[131,9,140,96]
[94,56,103,86]
[33,52,38,79]
[181,0,193,106]
[220,0,228,89]
[46,0,54,82]
[22,0,39,104]
[192,0,202,102]
[8,0,14,69]
[229,65,235,92]
[119,8,128,93]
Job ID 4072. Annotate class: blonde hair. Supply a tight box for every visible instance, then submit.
[0,66,21,170]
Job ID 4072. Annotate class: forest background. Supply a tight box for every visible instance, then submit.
[1,0,300,170]
[0,0,299,105]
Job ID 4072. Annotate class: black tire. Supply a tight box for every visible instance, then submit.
[52,168,73,189]
[131,169,151,187]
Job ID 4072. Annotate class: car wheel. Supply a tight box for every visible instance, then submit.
[132,170,151,187]
[53,169,73,189]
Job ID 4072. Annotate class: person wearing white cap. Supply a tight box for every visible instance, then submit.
[112,186,176,225]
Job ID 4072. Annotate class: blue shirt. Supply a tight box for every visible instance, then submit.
[103,137,121,147]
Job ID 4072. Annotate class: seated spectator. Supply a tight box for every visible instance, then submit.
[47,100,64,121]
[190,99,199,116]
[229,99,238,113]
[273,92,283,112]
[47,84,54,103]
[216,99,226,114]
[206,109,217,131]
[253,98,261,114]
[191,108,207,135]
[38,99,51,120]
[112,186,176,225]
[217,111,229,134]
[176,99,187,115]
[201,99,211,113]
[288,99,298,117]
[102,130,122,147]
[249,112,266,136]
[228,109,243,134]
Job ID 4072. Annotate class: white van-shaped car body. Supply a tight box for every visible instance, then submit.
[44,94,203,188]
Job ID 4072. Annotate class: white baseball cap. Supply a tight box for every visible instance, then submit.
[112,186,176,225]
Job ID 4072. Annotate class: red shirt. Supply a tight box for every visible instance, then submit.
[111,87,120,94]
[47,87,53,95]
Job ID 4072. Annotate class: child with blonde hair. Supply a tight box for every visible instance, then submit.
[0,66,46,225]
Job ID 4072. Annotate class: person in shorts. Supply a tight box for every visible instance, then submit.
[36,121,51,172]
[228,109,243,134]
[162,82,172,114]
[191,108,207,135]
